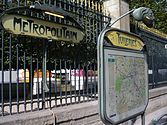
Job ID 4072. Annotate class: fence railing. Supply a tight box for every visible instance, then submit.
[0,0,110,116]
[0,59,98,115]
[131,22,167,89]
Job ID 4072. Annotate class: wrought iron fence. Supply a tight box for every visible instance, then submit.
[131,23,167,89]
[0,0,110,116]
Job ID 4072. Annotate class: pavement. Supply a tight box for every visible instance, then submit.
[134,106,167,125]
[0,94,97,116]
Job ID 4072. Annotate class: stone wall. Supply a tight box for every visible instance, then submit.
[103,0,130,31]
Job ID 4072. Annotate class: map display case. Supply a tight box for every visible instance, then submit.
[98,28,148,125]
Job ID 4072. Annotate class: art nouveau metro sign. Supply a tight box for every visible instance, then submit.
[0,14,85,43]
[105,30,145,51]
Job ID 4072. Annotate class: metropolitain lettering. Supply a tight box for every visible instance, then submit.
[13,17,78,41]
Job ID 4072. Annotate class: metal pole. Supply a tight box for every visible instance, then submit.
[109,9,135,27]
[42,40,49,109]
[152,54,155,88]
[141,113,145,125]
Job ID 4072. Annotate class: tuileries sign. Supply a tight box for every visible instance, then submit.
[106,30,144,51]
[0,14,85,43]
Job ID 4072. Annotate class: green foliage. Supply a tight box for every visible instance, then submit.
[129,0,167,34]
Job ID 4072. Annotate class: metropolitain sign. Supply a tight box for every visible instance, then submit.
[0,14,85,43]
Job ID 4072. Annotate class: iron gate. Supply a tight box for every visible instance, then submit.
[0,0,110,116]
[131,22,167,89]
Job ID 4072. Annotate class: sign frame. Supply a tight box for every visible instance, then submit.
[97,28,149,125]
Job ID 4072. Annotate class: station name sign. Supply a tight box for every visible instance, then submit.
[106,30,144,51]
[0,14,84,43]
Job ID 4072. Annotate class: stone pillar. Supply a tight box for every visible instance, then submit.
[103,0,130,31]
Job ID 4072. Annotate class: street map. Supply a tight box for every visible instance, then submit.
[104,49,148,123]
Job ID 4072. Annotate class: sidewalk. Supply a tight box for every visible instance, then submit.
[134,106,167,125]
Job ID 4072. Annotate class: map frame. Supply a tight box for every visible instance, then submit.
[97,28,149,125]
[102,48,149,124]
